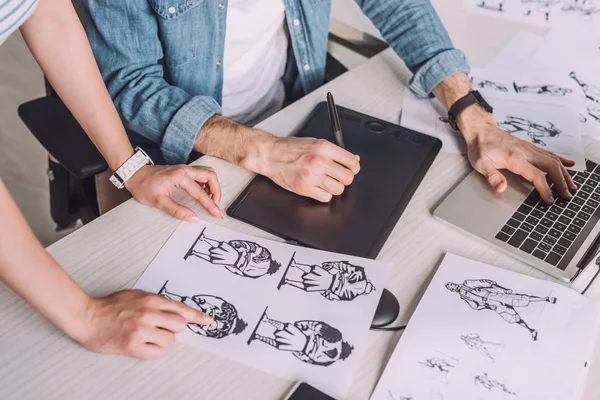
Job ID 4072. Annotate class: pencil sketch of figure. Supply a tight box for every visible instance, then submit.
[387,392,412,400]
[184,228,281,278]
[158,281,247,339]
[248,308,353,366]
[477,0,504,11]
[522,0,560,21]
[497,116,561,146]
[419,357,456,373]
[474,372,516,395]
[570,71,600,104]
[588,106,600,122]
[278,254,374,301]
[513,82,573,96]
[470,76,508,92]
[445,279,557,341]
[460,333,503,362]
[562,0,600,16]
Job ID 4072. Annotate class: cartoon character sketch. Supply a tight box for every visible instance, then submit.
[460,333,503,362]
[497,115,561,146]
[278,254,374,301]
[477,0,504,11]
[562,0,600,16]
[184,229,281,278]
[570,71,600,124]
[513,82,573,96]
[474,372,516,395]
[248,308,353,366]
[445,279,557,341]
[419,357,456,373]
[158,281,247,338]
[470,76,509,92]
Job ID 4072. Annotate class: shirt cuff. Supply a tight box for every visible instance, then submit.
[409,49,471,99]
[160,96,222,164]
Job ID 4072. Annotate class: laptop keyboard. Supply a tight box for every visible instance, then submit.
[495,160,600,270]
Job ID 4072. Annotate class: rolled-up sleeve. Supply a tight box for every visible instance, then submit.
[82,0,221,164]
[355,0,470,98]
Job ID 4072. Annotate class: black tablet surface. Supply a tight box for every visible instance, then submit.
[227,102,442,259]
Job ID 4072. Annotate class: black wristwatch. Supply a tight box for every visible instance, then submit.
[442,90,493,130]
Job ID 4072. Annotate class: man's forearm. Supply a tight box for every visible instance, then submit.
[193,115,274,174]
[432,72,497,144]
[20,0,134,172]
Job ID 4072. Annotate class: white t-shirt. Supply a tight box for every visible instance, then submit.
[0,0,39,46]
[221,0,289,126]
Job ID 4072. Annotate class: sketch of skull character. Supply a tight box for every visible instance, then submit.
[158,281,247,338]
[513,82,573,96]
[279,254,375,301]
[445,279,557,341]
[248,308,353,366]
[477,0,504,11]
[470,76,509,92]
[184,229,281,278]
[460,333,503,362]
[474,372,516,395]
[497,115,561,146]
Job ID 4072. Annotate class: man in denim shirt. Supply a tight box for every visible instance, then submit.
[81,0,575,205]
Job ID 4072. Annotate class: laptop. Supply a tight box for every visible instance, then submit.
[434,160,600,282]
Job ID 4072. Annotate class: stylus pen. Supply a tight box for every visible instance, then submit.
[326,92,345,149]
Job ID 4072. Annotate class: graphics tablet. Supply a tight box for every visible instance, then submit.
[227,102,441,259]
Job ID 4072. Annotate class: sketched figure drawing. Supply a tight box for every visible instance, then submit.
[445,279,557,341]
[477,0,504,11]
[279,254,374,301]
[419,357,456,373]
[184,229,281,278]
[460,333,503,362]
[470,76,508,92]
[474,372,516,395]
[522,0,560,21]
[158,281,247,338]
[387,393,412,400]
[570,71,600,123]
[562,0,600,16]
[497,115,561,146]
[248,308,353,366]
[513,82,573,96]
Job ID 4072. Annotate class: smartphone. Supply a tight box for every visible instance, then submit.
[282,383,337,400]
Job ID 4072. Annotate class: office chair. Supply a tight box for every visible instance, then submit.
[18,17,388,231]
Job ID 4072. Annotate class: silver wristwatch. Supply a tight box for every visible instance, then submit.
[109,147,154,189]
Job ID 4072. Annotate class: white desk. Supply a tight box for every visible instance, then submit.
[2,2,600,399]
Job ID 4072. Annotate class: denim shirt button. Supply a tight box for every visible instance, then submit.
[293,19,300,26]
[218,3,225,9]
[303,64,310,71]
[216,60,222,67]
[168,6,176,14]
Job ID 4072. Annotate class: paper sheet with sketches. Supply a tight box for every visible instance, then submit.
[133,221,391,399]
[400,90,586,170]
[371,253,600,400]
[463,0,600,27]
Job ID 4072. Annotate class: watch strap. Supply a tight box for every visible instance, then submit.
[109,147,153,189]
[444,91,493,130]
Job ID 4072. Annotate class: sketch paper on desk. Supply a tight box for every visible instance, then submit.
[370,253,600,400]
[463,0,600,27]
[400,92,586,170]
[486,31,545,71]
[133,221,391,399]
[534,24,600,71]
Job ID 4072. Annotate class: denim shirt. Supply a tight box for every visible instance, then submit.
[82,0,470,165]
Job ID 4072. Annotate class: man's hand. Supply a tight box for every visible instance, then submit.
[73,290,214,360]
[193,116,360,203]
[125,165,223,221]
[433,73,576,204]
[247,136,361,203]
[459,106,577,204]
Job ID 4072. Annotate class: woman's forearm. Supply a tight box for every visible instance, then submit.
[19,0,133,171]
[0,180,89,339]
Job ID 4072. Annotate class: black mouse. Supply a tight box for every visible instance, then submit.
[370,288,400,329]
